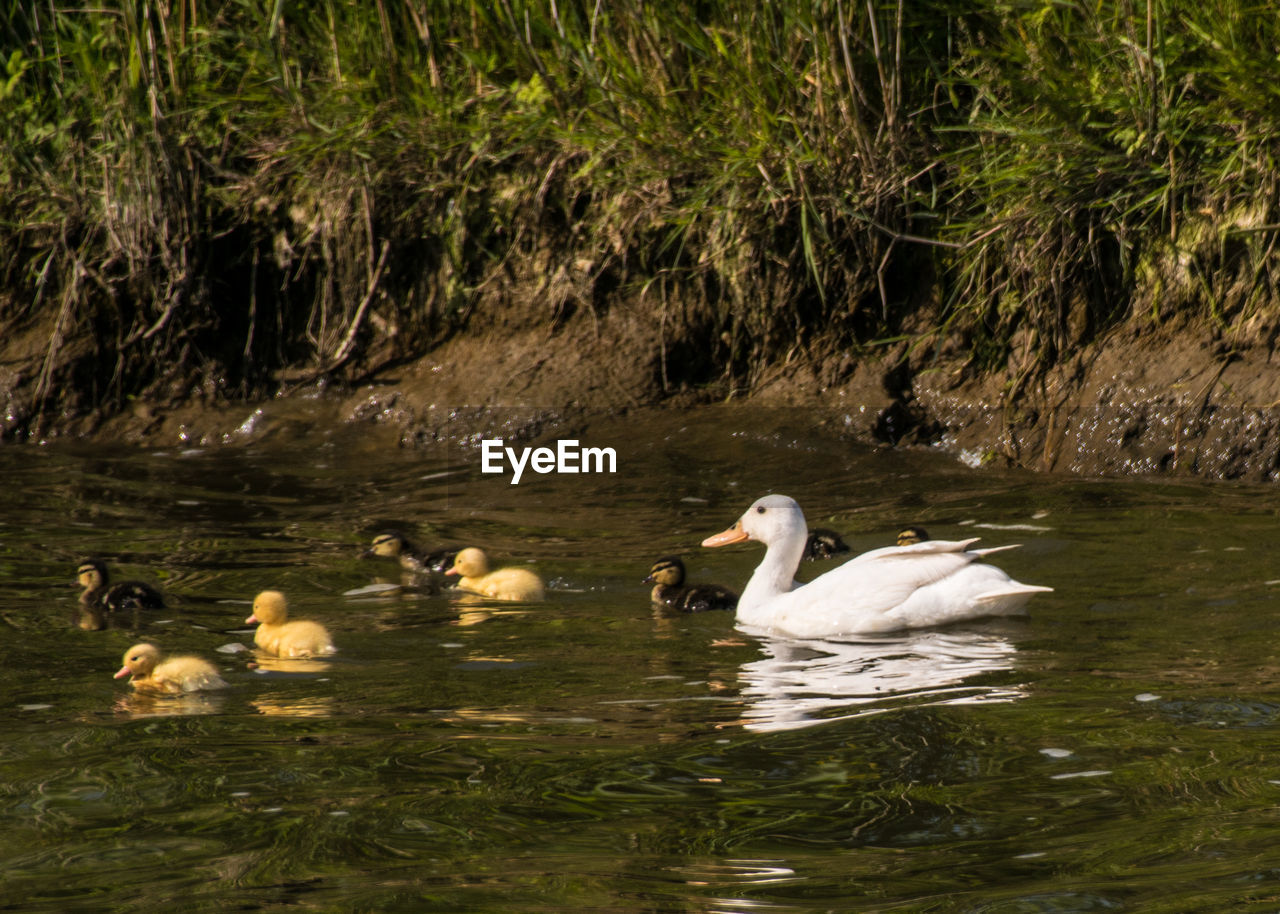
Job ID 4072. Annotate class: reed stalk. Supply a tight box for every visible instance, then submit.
[1,0,1277,435]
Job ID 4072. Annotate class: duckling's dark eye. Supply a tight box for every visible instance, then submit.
[756,506,766,514]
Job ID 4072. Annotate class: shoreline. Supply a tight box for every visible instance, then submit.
[11,313,1278,483]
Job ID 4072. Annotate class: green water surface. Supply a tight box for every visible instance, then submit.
[3,408,1280,913]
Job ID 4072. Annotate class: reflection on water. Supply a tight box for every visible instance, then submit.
[112,690,229,719]
[450,591,539,627]
[737,628,1024,732]
[247,653,336,675]
[5,408,1280,911]
[667,859,803,914]
[249,694,338,718]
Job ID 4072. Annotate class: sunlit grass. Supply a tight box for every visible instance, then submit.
[1,0,1277,433]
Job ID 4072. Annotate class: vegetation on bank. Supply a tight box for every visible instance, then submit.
[1,0,1278,436]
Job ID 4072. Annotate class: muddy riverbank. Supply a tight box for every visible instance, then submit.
[9,297,1279,482]
[6,2,1279,481]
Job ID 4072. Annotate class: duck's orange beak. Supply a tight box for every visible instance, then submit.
[113,665,132,680]
[444,565,460,576]
[702,519,749,547]
[245,613,259,625]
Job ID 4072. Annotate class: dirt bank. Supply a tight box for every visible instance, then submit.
[10,296,1279,483]
[754,318,1280,481]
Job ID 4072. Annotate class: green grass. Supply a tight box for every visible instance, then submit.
[1,0,1278,434]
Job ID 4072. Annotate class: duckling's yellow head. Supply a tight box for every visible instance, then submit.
[77,560,106,590]
[248,590,289,626]
[896,526,930,546]
[447,547,490,579]
[366,532,407,559]
[115,643,160,680]
[643,556,686,587]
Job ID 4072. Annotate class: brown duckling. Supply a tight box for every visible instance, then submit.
[644,555,738,613]
[896,526,930,546]
[246,590,336,658]
[77,559,167,612]
[445,548,545,602]
[364,530,456,575]
[113,643,228,693]
[803,528,850,561]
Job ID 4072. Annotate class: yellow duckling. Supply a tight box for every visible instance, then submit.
[113,643,228,693]
[896,526,930,546]
[445,547,545,602]
[245,590,336,658]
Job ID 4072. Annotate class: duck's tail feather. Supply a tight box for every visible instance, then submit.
[973,583,1054,605]
[968,544,1022,558]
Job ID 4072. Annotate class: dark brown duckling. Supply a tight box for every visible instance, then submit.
[644,556,738,613]
[363,530,457,575]
[896,526,930,546]
[803,528,850,561]
[77,559,166,611]
[75,559,166,631]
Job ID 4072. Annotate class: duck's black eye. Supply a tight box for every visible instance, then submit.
[756,506,766,514]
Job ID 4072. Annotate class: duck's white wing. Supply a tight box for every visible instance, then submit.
[883,563,1050,630]
[842,538,983,566]
[767,544,987,637]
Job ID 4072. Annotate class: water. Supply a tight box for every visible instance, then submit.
[4,406,1280,912]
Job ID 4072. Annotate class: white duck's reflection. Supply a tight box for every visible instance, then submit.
[737,627,1025,732]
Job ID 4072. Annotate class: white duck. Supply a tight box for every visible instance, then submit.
[702,494,1052,638]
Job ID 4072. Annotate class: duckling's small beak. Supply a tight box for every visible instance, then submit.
[113,665,132,680]
[702,520,749,548]
[245,613,259,625]
[444,567,460,576]
[642,573,656,584]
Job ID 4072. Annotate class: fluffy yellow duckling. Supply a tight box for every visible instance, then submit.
[113,643,228,693]
[445,547,545,602]
[245,590,336,658]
